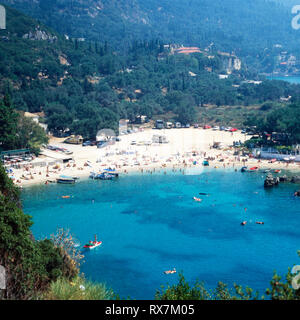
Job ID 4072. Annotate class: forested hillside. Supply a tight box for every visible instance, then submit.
[1,4,300,140]
[2,0,300,71]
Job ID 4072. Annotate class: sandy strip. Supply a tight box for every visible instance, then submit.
[7,128,300,188]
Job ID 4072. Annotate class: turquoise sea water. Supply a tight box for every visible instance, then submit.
[21,168,300,299]
[267,76,300,84]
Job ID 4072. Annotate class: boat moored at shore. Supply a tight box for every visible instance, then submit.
[56,175,77,184]
[90,171,119,180]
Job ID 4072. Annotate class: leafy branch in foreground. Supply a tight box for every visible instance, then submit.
[155,273,259,300]
[50,228,84,269]
[0,163,79,299]
[156,261,300,301]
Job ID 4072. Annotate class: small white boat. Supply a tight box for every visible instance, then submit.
[83,235,102,250]
[164,268,176,275]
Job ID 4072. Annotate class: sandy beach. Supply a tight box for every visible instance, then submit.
[8,128,300,187]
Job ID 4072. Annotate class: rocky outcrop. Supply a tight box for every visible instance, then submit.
[264,174,279,188]
[279,175,291,182]
[264,174,300,188]
[23,28,57,42]
[291,176,300,184]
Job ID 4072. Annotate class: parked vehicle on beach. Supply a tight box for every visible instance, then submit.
[83,140,92,146]
[64,135,83,145]
[97,140,109,148]
[166,122,173,129]
[155,120,164,129]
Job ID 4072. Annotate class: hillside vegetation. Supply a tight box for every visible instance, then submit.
[2,5,300,140]
[2,0,300,72]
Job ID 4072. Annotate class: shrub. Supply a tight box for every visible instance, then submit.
[0,164,79,299]
[44,276,114,300]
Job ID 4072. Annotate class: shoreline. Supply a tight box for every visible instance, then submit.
[18,160,300,189]
[7,128,299,188]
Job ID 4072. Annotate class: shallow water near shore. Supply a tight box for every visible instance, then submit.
[22,168,300,299]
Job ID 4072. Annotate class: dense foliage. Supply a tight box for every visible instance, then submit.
[2,5,300,139]
[156,262,300,300]
[0,163,79,299]
[245,103,300,145]
[0,96,48,153]
[44,276,114,300]
[2,0,300,72]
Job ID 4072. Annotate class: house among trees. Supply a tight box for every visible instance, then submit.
[134,115,147,124]
[174,47,202,55]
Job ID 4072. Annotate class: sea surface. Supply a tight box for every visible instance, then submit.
[21,168,300,299]
[267,76,300,84]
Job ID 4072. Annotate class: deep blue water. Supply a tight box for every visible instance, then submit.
[21,168,300,299]
[267,76,300,84]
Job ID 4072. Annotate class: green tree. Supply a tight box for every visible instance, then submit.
[0,96,19,151]
[16,114,49,155]
[0,164,79,299]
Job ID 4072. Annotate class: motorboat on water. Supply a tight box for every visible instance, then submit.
[57,175,77,184]
[193,197,202,202]
[164,268,176,275]
[103,168,119,177]
[83,235,102,250]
